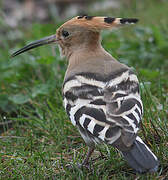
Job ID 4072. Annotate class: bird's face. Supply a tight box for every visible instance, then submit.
[56,24,100,58]
[11,16,138,58]
[56,25,83,58]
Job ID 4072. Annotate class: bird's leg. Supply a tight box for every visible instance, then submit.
[82,147,95,166]
[66,147,94,169]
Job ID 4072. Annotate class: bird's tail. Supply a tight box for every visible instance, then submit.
[121,136,159,173]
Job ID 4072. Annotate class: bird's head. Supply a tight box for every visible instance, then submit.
[11,16,138,59]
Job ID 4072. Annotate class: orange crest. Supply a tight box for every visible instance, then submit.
[61,15,138,31]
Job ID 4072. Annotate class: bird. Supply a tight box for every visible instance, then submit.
[11,15,159,173]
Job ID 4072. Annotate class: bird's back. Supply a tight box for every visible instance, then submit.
[63,56,143,150]
[64,55,129,82]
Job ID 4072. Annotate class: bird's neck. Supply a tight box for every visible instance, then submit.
[67,44,113,68]
[65,31,111,61]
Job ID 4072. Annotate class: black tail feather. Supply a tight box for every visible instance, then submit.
[122,136,159,173]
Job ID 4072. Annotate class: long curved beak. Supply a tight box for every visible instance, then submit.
[11,34,57,57]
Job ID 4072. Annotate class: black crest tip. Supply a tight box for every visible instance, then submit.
[120,18,139,24]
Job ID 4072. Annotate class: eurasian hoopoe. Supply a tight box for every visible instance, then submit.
[12,15,159,173]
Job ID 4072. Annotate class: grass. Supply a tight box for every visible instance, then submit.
[0,0,168,179]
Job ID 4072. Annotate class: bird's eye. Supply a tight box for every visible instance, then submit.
[62,30,69,38]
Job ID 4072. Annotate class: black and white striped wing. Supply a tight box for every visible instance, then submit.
[104,70,143,147]
[63,73,107,145]
[63,70,143,148]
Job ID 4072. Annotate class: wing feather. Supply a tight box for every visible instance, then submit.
[104,69,143,147]
[63,70,143,149]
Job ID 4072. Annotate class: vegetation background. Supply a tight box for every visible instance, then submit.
[0,0,168,179]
